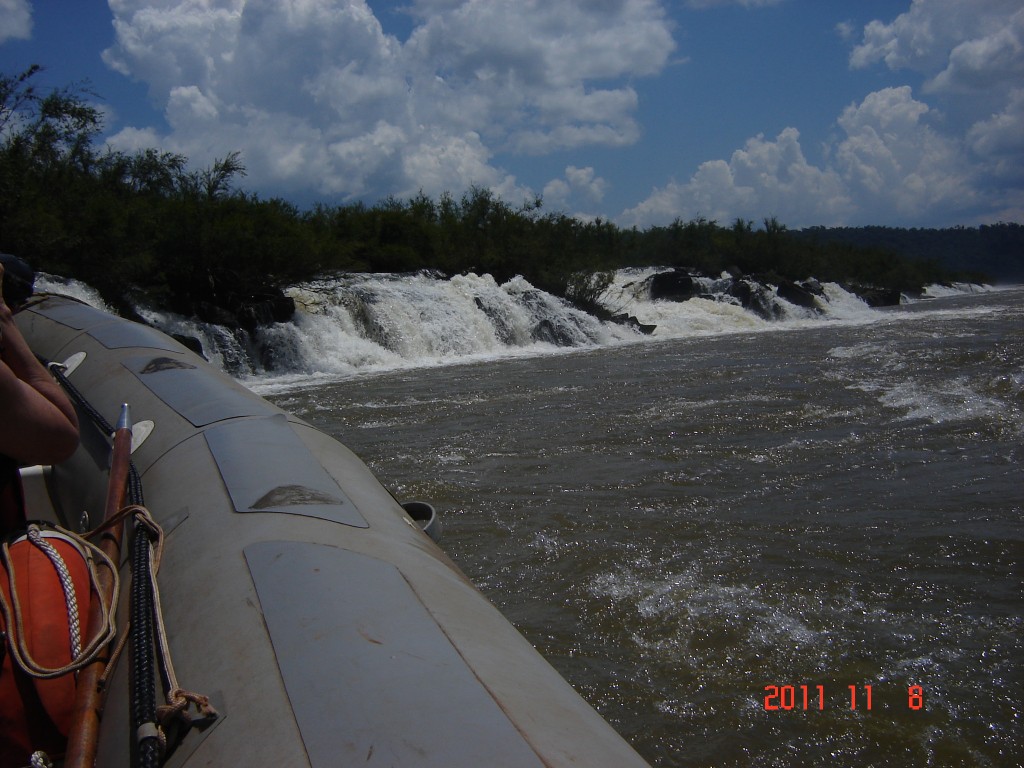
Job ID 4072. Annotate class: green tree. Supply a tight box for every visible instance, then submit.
[1,65,975,326]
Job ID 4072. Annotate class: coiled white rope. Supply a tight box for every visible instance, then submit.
[0,523,118,679]
[25,525,83,661]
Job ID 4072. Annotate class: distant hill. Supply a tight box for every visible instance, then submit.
[792,224,1024,284]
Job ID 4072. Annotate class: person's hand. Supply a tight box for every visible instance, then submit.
[0,259,80,463]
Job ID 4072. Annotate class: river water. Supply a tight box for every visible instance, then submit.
[40,271,1021,765]
[258,286,1022,767]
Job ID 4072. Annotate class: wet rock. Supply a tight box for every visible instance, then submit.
[728,279,783,320]
[776,281,822,311]
[195,300,241,329]
[532,318,575,346]
[845,284,904,307]
[236,290,296,332]
[611,313,657,335]
[475,296,517,344]
[193,287,296,332]
[647,269,701,301]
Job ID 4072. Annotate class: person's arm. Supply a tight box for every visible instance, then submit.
[0,263,80,464]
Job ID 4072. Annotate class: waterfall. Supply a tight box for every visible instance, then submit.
[32,268,987,387]
[254,272,634,380]
[598,267,878,336]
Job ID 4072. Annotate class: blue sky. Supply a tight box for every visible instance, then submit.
[2,0,1022,229]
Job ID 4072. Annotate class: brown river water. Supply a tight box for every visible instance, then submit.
[263,287,1023,767]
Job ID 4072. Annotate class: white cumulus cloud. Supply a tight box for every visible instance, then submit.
[850,0,1022,76]
[625,0,1022,228]
[847,0,1023,222]
[623,127,851,228]
[102,0,675,203]
[851,0,1024,102]
[968,88,1024,156]
[685,0,786,8]
[833,86,977,220]
[928,7,1024,94]
[0,0,33,44]
[543,165,610,214]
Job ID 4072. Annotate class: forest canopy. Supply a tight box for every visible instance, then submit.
[1,66,1012,323]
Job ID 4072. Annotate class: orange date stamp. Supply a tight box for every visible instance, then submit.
[763,684,925,711]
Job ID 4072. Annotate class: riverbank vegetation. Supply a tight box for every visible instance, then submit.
[2,66,1012,325]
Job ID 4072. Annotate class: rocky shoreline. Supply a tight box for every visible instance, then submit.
[642,267,908,320]
[91,267,955,371]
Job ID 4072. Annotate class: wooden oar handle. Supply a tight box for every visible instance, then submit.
[64,404,133,768]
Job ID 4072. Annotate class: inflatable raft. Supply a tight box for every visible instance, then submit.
[15,294,650,767]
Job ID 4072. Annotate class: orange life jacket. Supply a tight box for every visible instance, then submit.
[1,458,89,765]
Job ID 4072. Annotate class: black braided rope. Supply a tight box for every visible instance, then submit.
[131,522,161,767]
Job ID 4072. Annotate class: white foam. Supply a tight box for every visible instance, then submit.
[35,273,113,312]
[819,282,875,320]
[36,269,1006,392]
[253,272,634,383]
[135,307,255,375]
[921,282,993,299]
[878,378,1006,424]
[601,270,878,334]
[588,566,821,650]
[247,271,910,391]
[640,296,769,336]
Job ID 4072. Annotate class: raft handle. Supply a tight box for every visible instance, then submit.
[401,501,441,543]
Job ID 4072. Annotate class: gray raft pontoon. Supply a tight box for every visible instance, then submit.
[17,294,650,767]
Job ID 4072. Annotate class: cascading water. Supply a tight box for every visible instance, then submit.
[599,267,880,337]
[33,269,985,387]
[256,272,631,380]
[36,273,113,314]
[36,273,260,375]
[135,306,260,375]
